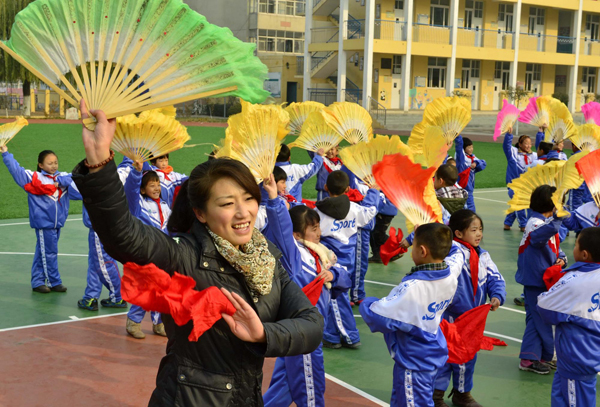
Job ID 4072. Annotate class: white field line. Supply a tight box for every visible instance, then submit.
[325,373,390,407]
[0,312,128,332]
[0,252,88,257]
[483,331,523,343]
[472,189,508,194]
[473,196,507,204]
[0,218,82,227]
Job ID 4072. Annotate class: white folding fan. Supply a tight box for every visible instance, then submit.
[322,102,373,144]
[288,111,343,153]
[285,101,325,137]
[1,0,270,129]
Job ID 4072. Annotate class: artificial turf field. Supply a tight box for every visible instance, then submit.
[1,124,598,406]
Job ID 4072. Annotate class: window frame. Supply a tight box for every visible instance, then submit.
[427,57,447,88]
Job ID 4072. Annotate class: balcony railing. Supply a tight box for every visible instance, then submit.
[457,27,514,50]
[309,88,337,105]
[344,89,362,105]
[580,38,600,57]
[375,20,407,41]
[413,23,451,45]
[369,96,386,126]
[556,36,576,54]
[311,26,339,43]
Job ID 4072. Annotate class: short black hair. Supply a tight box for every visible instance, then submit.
[577,227,600,262]
[141,171,161,197]
[529,185,556,213]
[289,205,321,238]
[276,144,291,162]
[446,157,456,165]
[449,209,483,236]
[462,137,473,149]
[273,166,288,183]
[414,223,453,260]
[538,142,553,156]
[436,164,459,186]
[326,170,349,196]
[150,154,169,165]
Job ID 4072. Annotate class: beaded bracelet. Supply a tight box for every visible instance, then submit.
[84,150,115,169]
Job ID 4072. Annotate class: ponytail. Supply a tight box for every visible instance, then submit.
[167,179,196,234]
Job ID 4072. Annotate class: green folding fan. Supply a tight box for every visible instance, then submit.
[1,0,270,129]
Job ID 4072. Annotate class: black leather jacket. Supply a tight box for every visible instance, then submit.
[73,160,323,406]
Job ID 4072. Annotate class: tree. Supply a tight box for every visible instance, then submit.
[0,0,38,116]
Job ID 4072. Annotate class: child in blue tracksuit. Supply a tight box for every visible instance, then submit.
[123,162,172,338]
[516,185,567,374]
[538,227,600,407]
[276,144,324,202]
[262,175,351,407]
[503,132,538,230]
[1,146,74,293]
[563,201,600,233]
[316,170,379,348]
[360,223,458,407]
[455,136,486,212]
[312,145,344,201]
[434,210,506,406]
[149,154,187,208]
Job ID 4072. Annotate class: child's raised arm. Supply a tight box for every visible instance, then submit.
[1,150,34,189]
[355,189,380,228]
[124,165,143,218]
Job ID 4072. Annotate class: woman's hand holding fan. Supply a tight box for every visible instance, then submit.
[80,100,116,171]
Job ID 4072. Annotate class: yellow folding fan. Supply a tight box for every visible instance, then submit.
[412,126,452,169]
[506,162,566,214]
[0,0,270,130]
[288,111,343,153]
[551,152,588,217]
[216,102,289,183]
[339,135,412,188]
[546,115,577,144]
[0,116,28,148]
[322,102,373,144]
[112,110,190,162]
[285,101,325,136]
[568,124,600,152]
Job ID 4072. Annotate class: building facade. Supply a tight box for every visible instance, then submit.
[304,0,600,112]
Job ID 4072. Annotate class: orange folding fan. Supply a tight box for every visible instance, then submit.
[575,149,600,207]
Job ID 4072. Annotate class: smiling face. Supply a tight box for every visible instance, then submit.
[326,145,339,159]
[519,137,532,154]
[154,156,169,170]
[465,145,474,155]
[455,217,483,247]
[141,180,162,200]
[194,177,259,248]
[39,154,58,175]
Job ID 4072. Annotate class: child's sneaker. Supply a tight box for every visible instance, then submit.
[126,317,145,339]
[341,341,361,350]
[519,359,550,374]
[153,323,167,337]
[77,298,98,311]
[322,340,341,349]
[100,298,128,308]
[542,359,557,370]
[449,388,482,407]
[433,389,446,407]
[514,295,525,306]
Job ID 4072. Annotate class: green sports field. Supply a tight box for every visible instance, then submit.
[1,123,506,220]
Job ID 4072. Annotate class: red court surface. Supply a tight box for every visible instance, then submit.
[0,315,382,407]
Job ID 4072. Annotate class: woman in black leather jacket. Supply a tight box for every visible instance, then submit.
[73,102,324,406]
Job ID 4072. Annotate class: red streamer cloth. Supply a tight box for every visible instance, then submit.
[302,276,325,306]
[121,262,236,342]
[440,304,505,364]
[453,238,480,299]
[543,264,566,290]
[457,167,471,189]
[301,199,316,209]
[345,188,364,203]
[380,227,407,266]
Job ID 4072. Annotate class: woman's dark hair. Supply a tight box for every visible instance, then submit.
[150,154,169,166]
[449,209,483,237]
[289,205,320,238]
[273,166,288,183]
[276,144,291,162]
[141,171,161,197]
[530,185,557,214]
[515,135,530,150]
[462,137,473,150]
[167,158,261,234]
[37,150,57,172]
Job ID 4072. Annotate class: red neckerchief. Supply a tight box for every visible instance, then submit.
[24,172,62,198]
[595,212,600,227]
[306,247,322,274]
[345,188,364,202]
[454,238,479,299]
[548,233,560,257]
[539,156,548,161]
[282,193,297,203]
[518,150,530,165]
[155,166,173,181]
[457,168,471,189]
[323,157,342,173]
[151,198,165,227]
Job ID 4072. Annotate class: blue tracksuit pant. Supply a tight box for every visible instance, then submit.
[465,190,476,212]
[324,292,360,345]
[504,189,529,228]
[391,365,437,407]
[127,305,161,325]
[83,230,122,302]
[552,371,597,407]
[263,344,325,407]
[351,228,370,302]
[434,355,477,393]
[32,228,61,288]
[520,286,554,361]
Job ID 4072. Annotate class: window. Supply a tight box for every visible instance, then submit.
[381,58,392,70]
[498,4,514,32]
[495,61,510,90]
[430,0,450,27]
[474,2,483,19]
[427,57,447,88]
[528,7,545,34]
[471,60,480,78]
[257,29,304,54]
[587,15,600,41]
[258,0,305,16]
[395,0,404,10]
[583,68,597,93]
[525,64,541,91]
[392,55,402,74]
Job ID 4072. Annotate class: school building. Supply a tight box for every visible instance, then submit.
[303,0,600,112]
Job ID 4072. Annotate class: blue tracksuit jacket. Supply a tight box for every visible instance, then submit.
[124,168,172,234]
[151,166,187,209]
[503,133,538,184]
[563,202,599,233]
[275,154,323,202]
[455,136,486,193]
